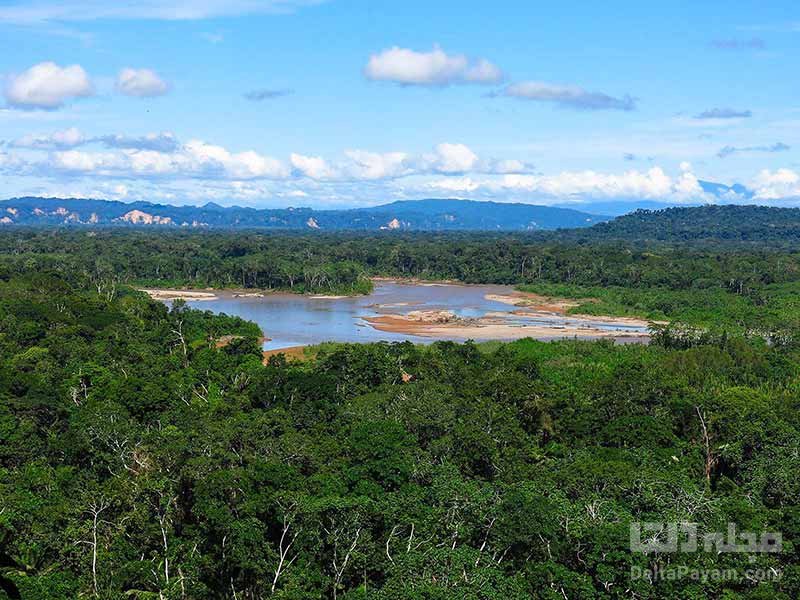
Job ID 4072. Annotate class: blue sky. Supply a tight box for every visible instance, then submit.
[1,0,799,207]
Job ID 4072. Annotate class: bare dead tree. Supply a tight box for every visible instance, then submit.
[171,320,187,359]
[154,493,178,589]
[75,498,110,596]
[270,503,302,594]
[695,405,716,486]
[324,523,362,600]
[385,525,400,565]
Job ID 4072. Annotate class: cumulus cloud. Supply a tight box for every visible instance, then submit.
[4,62,94,109]
[98,132,180,152]
[717,142,789,159]
[428,177,481,193]
[37,139,289,180]
[289,142,527,181]
[428,142,479,173]
[116,68,170,97]
[244,88,294,101]
[343,150,412,179]
[51,149,125,173]
[183,140,288,178]
[290,153,337,179]
[425,167,709,203]
[693,108,752,120]
[12,126,86,149]
[12,129,179,152]
[0,1,321,24]
[752,168,800,200]
[364,46,503,86]
[500,81,636,111]
[484,158,534,174]
[6,130,531,185]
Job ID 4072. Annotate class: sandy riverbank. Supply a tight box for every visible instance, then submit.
[485,291,581,314]
[364,311,651,341]
[140,288,220,301]
[485,291,657,327]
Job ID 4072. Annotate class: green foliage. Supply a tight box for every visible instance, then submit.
[0,244,798,598]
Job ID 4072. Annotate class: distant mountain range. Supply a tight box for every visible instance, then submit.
[0,197,607,231]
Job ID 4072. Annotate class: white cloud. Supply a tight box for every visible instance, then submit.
[0,1,322,24]
[99,132,179,152]
[5,131,748,206]
[12,128,179,152]
[51,149,124,172]
[364,46,502,86]
[13,126,86,148]
[424,167,711,203]
[4,62,94,109]
[38,140,289,180]
[116,68,170,97]
[501,81,635,111]
[485,159,532,174]
[752,168,800,200]
[429,142,479,173]
[428,177,481,192]
[183,140,289,178]
[343,150,412,179]
[290,153,337,179]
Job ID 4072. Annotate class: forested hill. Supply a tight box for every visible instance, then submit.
[0,196,605,231]
[565,204,800,243]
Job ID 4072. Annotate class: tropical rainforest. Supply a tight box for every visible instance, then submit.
[1,211,799,599]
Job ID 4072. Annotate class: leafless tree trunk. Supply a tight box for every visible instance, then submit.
[696,406,715,486]
[155,494,177,589]
[75,499,110,596]
[325,525,362,600]
[171,320,187,358]
[271,505,301,594]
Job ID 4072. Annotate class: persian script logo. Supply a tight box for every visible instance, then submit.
[630,522,782,554]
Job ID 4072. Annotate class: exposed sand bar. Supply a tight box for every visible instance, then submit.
[140,288,219,301]
[485,292,581,314]
[364,312,651,341]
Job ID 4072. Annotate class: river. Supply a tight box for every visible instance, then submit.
[178,281,650,350]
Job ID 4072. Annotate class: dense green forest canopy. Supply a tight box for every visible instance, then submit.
[558,205,800,244]
[1,266,798,598]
